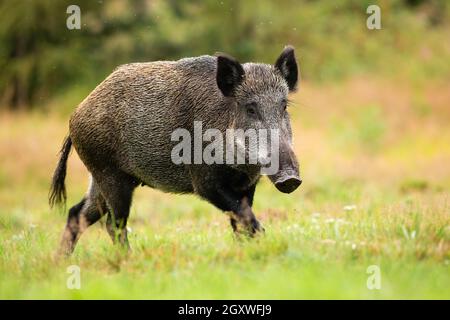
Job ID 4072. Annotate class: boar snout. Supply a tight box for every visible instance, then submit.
[270,170,302,193]
[268,139,301,193]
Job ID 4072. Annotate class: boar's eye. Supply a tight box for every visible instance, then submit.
[281,98,288,111]
[245,102,258,118]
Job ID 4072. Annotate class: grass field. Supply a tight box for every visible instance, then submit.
[0,76,449,299]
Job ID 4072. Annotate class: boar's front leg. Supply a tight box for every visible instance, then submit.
[197,183,264,237]
[229,195,264,237]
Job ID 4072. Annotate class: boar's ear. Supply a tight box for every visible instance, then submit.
[275,46,298,91]
[216,53,245,97]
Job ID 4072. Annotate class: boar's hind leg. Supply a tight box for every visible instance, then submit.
[93,169,137,250]
[59,177,108,256]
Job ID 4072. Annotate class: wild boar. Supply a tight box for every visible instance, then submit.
[49,46,301,255]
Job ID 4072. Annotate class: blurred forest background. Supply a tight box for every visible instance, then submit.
[0,0,449,111]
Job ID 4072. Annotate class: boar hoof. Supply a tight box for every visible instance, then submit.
[250,218,265,235]
[231,217,264,238]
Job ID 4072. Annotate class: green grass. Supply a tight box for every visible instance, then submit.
[0,182,448,299]
[0,78,449,299]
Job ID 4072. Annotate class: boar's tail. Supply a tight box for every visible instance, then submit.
[49,136,72,208]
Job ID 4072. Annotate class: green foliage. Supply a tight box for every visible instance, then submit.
[0,0,449,109]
